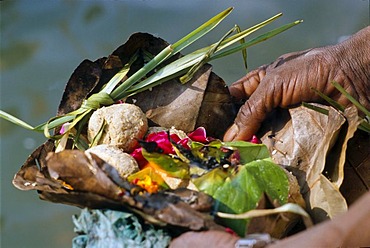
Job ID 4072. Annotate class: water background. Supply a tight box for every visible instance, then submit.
[1,1,369,247]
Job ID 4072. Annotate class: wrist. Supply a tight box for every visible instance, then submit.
[328,26,370,109]
[332,26,370,84]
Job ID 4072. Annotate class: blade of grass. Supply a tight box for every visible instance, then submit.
[110,8,233,101]
[126,18,302,93]
[0,110,35,130]
[310,87,345,112]
[180,25,239,83]
[302,102,329,115]
[308,86,370,134]
[171,7,233,53]
[235,25,248,70]
[213,13,283,52]
[124,52,205,94]
[211,20,303,60]
[331,81,370,117]
[101,51,140,94]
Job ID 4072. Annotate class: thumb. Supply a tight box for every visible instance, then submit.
[224,92,268,141]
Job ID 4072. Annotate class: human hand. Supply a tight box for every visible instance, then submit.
[224,27,370,141]
[170,193,370,248]
[169,230,239,248]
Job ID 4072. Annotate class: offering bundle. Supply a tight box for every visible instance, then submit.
[4,7,362,247]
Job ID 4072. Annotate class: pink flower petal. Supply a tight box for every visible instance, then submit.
[146,131,175,154]
[130,147,148,168]
[247,135,261,144]
[59,122,70,134]
[188,127,208,143]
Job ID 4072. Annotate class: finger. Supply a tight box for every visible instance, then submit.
[224,93,268,141]
[228,67,266,100]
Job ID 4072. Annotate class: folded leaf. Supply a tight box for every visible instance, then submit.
[259,104,360,223]
[193,156,289,236]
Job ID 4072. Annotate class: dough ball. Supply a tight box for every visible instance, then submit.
[85,144,139,178]
[88,104,148,152]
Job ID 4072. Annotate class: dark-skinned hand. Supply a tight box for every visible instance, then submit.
[224,26,370,141]
[170,27,370,248]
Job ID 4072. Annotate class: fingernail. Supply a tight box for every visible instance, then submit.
[224,124,239,141]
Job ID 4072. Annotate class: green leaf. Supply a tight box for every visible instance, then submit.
[0,110,35,130]
[211,19,303,60]
[193,155,289,236]
[310,87,345,112]
[101,51,139,94]
[331,81,370,117]
[110,8,233,101]
[171,7,233,53]
[223,141,271,163]
[142,149,189,179]
[190,140,227,164]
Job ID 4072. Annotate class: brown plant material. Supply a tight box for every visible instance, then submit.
[340,130,370,205]
[259,104,362,223]
[16,148,222,231]
[12,32,236,232]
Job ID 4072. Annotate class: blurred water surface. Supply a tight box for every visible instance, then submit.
[1,0,368,247]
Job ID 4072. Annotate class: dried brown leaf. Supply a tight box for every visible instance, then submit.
[11,32,236,233]
[260,104,358,223]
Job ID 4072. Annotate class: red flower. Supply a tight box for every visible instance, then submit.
[130,127,215,168]
[146,131,178,154]
[130,147,147,168]
[187,127,212,143]
[247,135,261,144]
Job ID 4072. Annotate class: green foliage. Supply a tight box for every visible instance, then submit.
[142,149,189,179]
[0,8,301,150]
[193,143,289,236]
[309,81,370,133]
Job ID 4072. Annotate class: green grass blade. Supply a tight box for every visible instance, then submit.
[180,25,238,83]
[331,81,370,117]
[0,110,35,130]
[111,8,233,101]
[90,119,106,147]
[125,17,301,94]
[310,87,345,111]
[101,51,139,94]
[211,20,302,60]
[214,13,283,52]
[172,7,233,53]
[110,45,174,100]
[34,112,79,131]
[235,24,248,70]
[302,102,329,115]
[359,120,370,133]
[124,70,189,98]
[125,52,205,94]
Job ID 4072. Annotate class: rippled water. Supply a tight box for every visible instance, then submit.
[1,0,368,247]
